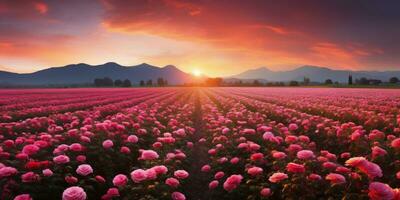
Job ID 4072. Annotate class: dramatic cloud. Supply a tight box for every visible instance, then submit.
[1,0,400,76]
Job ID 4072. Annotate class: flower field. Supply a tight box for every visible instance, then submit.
[1,87,400,200]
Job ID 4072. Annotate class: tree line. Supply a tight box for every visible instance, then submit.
[93,77,168,87]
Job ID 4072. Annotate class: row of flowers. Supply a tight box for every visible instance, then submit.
[0,89,196,199]
[196,89,400,199]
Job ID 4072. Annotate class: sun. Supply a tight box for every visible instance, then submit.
[192,69,202,77]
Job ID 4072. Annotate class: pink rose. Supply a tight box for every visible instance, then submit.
[22,144,40,156]
[21,172,39,183]
[201,165,211,172]
[286,163,305,173]
[14,194,32,200]
[223,174,243,191]
[127,135,139,143]
[165,177,180,188]
[69,143,83,152]
[76,164,93,176]
[247,167,263,176]
[113,174,128,187]
[171,192,186,200]
[391,138,400,149]
[260,188,271,197]
[174,170,189,179]
[42,169,53,177]
[209,180,219,189]
[139,150,159,160]
[130,169,147,183]
[268,172,288,183]
[62,186,87,200]
[0,166,18,178]
[325,173,346,185]
[53,155,70,164]
[102,140,114,149]
[296,150,315,160]
[368,182,394,200]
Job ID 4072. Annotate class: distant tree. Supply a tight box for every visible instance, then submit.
[94,77,113,87]
[389,77,399,84]
[303,77,310,85]
[357,77,369,85]
[348,75,353,85]
[122,79,132,87]
[114,79,123,87]
[253,80,261,86]
[164,80,168,86]
[103,77,113,86]
[325,79,333,85]
[140,80,145,87]
[157,77,165,86]
[146,79,153,86]
[289,80,299,86]
[94,78,103,87]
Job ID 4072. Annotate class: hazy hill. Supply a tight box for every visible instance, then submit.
[230,65,400,83]
[0,62,193,86]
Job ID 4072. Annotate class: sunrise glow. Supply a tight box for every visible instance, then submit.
[0,1,399,76]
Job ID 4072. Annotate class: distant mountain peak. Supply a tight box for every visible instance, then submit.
[230,65,400,83]
[0,62,194,86]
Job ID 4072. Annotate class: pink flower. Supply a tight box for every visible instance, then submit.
[289,123,298,131]
[113,174,128,187]
[250,153,264,161]
[120,146,131,154]
[171,192,186,200]
[65,176,78,184]
[145,168,157,180]
[286,163,305,173]
[76,155,86,163]
[165,177,180,188]
[269,172,288,183]
[53,155,70,164]
[372,146,387,159]
[21,172,39,183]
[247,167,263,176]
[391,138,400,149]
[151,165,168,175]
[368,182,394,200]
[223,174,243,191]
[127,135,138,143]
[22,144,40,156]
[69,143,83,152]
[325,173,346,185]
[297,150,315,160]
[201,165,211,172]
[42,169,53,177]
[260,188,271,197]
[76,164,93,176]
[95,175,106,183]
[130,169,147,183]
[14,194,32,200]
[308,173,322,181]
[174,170,189,179]
[62,186,87,200]
[230,157,240,164]
[214,171,225,179]
[106,188,120,197]
[102,140,114,149]
[272,151,287,160]
[209,180,219,189]
[139,150,159,160]
[0,166,18,178]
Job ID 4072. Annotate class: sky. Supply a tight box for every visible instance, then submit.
[0,0,400,77]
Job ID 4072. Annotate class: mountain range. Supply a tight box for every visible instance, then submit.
[0,62,193,86]
[229,65,400,83]
[1,63,400,86]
